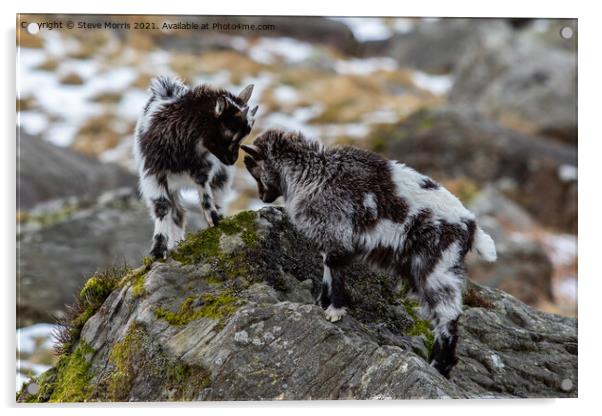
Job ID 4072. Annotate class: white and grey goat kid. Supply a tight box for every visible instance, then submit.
[134,75,258,259]
[242,129,497,378]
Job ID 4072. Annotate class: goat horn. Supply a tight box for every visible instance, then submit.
[238,84,254,103]
[241,144,264,160]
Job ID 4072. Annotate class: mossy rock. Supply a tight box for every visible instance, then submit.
[17,208,577,400]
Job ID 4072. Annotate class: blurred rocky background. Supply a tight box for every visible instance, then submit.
[16,15,577,389]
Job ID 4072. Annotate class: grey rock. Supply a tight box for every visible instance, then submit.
[450,21,577,144]
[19,208,577,401]
[466,188,554,306]
[17,133,136,210]
[470,186,537,232]
[363,18,492,74]
[467,235,554,307]
[17,188,205,327]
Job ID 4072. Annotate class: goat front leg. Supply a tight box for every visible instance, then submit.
[320,251,353,322]
[195,182,221,227]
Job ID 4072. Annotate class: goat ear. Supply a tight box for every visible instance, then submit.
[215,96,227,116]
[241,144,264,161]
[238,84,254,103]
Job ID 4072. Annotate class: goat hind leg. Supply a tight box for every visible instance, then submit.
[420,270,464,378]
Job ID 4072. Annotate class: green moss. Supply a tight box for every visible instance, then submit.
[399,288,435,353]
[371,137,387,153]
[23,205,79,228]
[154,291,240,328]
[106,325,145,400]
[131,275,145,298]
[171,211,259,284]
[172,210,259,265]
[48,342,95,402]
[75,268,124,328]
[143,256,154,267]
[101,324,211,401]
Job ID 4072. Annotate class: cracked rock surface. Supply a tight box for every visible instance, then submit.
[18,208,577,401]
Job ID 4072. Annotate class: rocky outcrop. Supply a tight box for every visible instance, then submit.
[369,108,577,233]
[362,18,490,74]
[17,188,205,327]
[466,187,554,306]
[449,21,577,144]
[17,133,136,210]
[18,208,577,402]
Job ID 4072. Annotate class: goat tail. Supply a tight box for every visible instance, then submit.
[149,75,188,100]
[473,226,497,262]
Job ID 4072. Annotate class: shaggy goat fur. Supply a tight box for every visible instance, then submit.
[134,75,257,258]
[242,129,497,378]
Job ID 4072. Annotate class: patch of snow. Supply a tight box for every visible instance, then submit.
[272,85,299,103]
[321,123,370,139]
[92,67,138,93]
[149,49,171,67]
[16,373,29,391]
[260,112,318,137]
[230,36,248,51]
[292,105,324,122]
[17,48,46,71]
[411,71,454,95]
[362,109,399,124]
[99,135,136,171]
[543,234,577,266]
[17,360,52,375]
[18,112,49,136]
[58,59,98,80]
[17,323,57,355]
[557,277,577,301]
[42,30,80,57]
[558,164,577,182]
[330,17,393,41]
[335,57,397,75]
[195,69,232,89]
[392,18,415,34]
[45,123,79,147]
[532,19,552,33]
[248,37,315,64]
[117,89,149,121]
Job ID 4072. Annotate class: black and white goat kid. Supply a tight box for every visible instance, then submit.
[242,129,497,378]
[134,75,258,259]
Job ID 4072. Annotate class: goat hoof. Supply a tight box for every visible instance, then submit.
[430,356,458,379]
[210,211,221,227]
[325,305,346,322]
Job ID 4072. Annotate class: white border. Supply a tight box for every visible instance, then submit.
[2,0,596,414]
